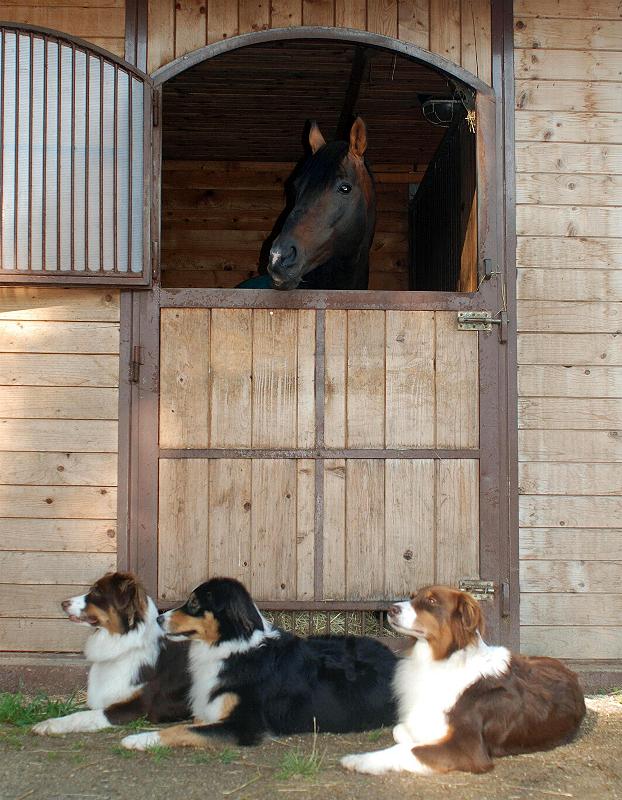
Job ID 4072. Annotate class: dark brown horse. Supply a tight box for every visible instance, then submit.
[267,117,375,290]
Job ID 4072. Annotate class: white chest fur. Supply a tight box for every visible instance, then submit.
[393,638,511,746]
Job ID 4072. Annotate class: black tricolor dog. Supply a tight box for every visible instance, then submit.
[121,577,397,750]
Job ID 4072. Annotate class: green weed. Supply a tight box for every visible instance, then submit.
[191,752,212,765]
[148,744,172,763]
[111,744,136,759]
[218,747,238,764]
[0,692,83,727]
[367,728,385,743]
[277,725,324,780]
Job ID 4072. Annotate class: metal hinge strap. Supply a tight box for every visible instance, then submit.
[458,579,496,601]
[152,92,160,127]
[129,344,143,383]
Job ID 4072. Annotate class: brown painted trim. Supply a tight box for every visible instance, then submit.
[116,291,133,572]
[151,26,493,97]
[160,288,487,311]
[0,272,150,287]
[159,448,481,460]
[125,0,148,72]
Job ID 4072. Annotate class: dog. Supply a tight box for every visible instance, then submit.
[341,585,585,775]
[33,572,191,735]
[121,576,397,750]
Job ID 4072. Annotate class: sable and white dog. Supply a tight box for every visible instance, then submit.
[341,585,585,775]
[33,572,190,735]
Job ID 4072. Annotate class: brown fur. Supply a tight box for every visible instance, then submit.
[408,586,483,660]
[83,572,148,633]
[158,724,216,748]
[166,609,221,643]
[308,120,326,154]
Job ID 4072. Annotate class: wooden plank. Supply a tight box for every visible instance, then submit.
[158,459,209,601]
[516,80,622,114]
[385,459,435,597]
[0,387,118,419]
[0,585,90,619]
[518,365,622,397]
[518,269,622,303]
[0,551,116,584]
[517,206,622,238]
[385,311,435,448]
[0,419,118,452]
[518,333,622,366]
[296,459,315,601]
[519,430,622,463]
[271,0,302,26]
[324,311,347,448]
[519,463,622,496]
[521,594,622,627]
[0,519,116,553]
[430,0,461,61]
[335,0,366,30]
[515,111,622,145]
[159,309,210,449]
[435,459,479,585]
[0,485,116,519]
[206,0,239,43]
[520,495,622,529]
[0,452,117,487]
[517,236,622,270]
[436,312,478,449]
[252,310,298,448]
[208,459,252,585]
[0,619,89,652]
[516,173,622,206]
[302,0,334,25]
[239,0,270,34]
[367,0,398,37]
[520,561,622,594]
[520,529,622,561]
[209,308,252,448]
[514,0,622,19]
[297,311,316,449]
[519,398,622,430]
[148,0,175,72]
[250,459,297,601]
[515,49,622,82]
[0,321,119,354]
[516,142,622,174]
[346,310,385,448]
[513,17,622,51]
[345,459,384,600]
[397,0,429,48]
[0,354,119,388]
[518,302,622,334]
[521,627,622,660]
[174,0,207,58]
[461,0,491,84]
[89,38,125,58]
[323,459,346,601]
[0,7,125,36]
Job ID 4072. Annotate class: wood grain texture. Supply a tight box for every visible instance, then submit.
[520,594,622,627]
[323,459,346,600]
[367,0,397,36]
[0,452,117,486]
[385,311,435,448]
[516,173,622,206]
[519,268,622,302]
[519,398,622,430]
[0,619,90,652]
[302,0,334,25]
[208,459,252,585]
[159,309,210,449]
[519,495,622,529]
[271,0,303,27]
[521,626,622,659]
[0,387,119,419]
[174,0,207,57]
[0,585,90,619]
[250,459,297,600]
[0,289,119,321]
[514,0,622,19]
[435,312,478,449]
[430,0,461,62]
[520,561,622,594]
[518,333,622,366]
[0,519,116,553]
[324,311,347,449]
[516,206,622,238]
[435,459,479,585]
[296,459,315,600]
[520,529,622,561]
[0,485,116,519]
[515,49,622,82]
[209,308,252,448]
[0,6,125,36]
[0,354,119,387]
[346,310,385,448]
[518,365,622,397]
[515,80,622,114]
[397,0,429,48]
[519,430,622,463]
[158,459,209,601]
[516,142,622,174]
[297,311,316,449]
[207,0,239,43]
[0,419,118,452]
[518,302,622,334]
[461,0,491,84]
[514,17,622,51]
[384,459,435,596]
[0,551,116,584]
[336,0,366,29]
[0,321,119,354]
[148,0,175,72]
[238,0,270,34]
[519,463,622,496]
[517,236,622,270]
[345,459,384,599]
[515,110,622,145]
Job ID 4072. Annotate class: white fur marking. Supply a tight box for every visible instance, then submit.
[341,745,431,775]
[121,731,162,750]
[33,709,109,735]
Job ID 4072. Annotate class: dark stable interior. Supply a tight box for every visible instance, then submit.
[160,39,477,292]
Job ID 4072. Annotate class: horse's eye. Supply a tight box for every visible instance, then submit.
[338,182,352,194]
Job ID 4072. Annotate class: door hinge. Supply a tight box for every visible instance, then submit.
[151,240,159,280]
[459,579,496,601]
[129,345,143,383]
[457,310,508,342]
[152,91,160,127]
[501,580,511,618]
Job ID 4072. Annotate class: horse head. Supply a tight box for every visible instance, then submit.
[268,117,376,290]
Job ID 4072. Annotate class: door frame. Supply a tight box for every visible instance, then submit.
[117,6,518,648]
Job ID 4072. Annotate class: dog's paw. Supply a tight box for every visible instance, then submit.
[32,717,65,736]
[341,753,377,773]
[121,731,162,750]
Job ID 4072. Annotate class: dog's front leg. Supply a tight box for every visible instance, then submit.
[33,709,110,735]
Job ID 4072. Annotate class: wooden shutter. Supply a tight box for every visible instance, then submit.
[0,25,152,285]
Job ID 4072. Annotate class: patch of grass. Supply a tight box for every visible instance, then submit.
[111,744,136,759]
[46,751,61,761]
[367,728,385,743]
[148,744,172,763]
[276,726,324,781]
[121,716,152,732]
[0,692,83,727]
[0,729,26,749]
[218,747,238,764]
[191,752,212,765]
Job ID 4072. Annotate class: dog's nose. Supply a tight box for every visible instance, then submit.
[61,600,71,611]
[156,614,165,627]
[388,605,401,617]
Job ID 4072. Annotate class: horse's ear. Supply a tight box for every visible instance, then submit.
[349,116,367,158]
[308,120,326,154]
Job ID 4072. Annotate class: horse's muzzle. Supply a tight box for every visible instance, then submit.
[268,243,302,289]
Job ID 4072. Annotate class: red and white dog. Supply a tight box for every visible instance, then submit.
[342,585,585,775]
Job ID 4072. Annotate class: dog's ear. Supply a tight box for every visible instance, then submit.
[458,592,483,636]
[117,574,147,627]
[227,583,264,638]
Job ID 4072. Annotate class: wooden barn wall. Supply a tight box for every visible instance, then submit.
[0,289,119,652]
[515,0,622,660]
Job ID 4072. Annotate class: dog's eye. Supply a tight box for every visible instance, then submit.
[186,595,200,614]
[428,596,437,606]
[337,182,352,194]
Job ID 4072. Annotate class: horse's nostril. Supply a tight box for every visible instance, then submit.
[283,245,297,266]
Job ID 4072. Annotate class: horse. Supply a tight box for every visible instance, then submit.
[260,117,375,290]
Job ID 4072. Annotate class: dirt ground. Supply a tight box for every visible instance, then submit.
[1,695,621,800]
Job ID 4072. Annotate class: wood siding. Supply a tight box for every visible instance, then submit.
[0,288,120,652]
[515,0,622,659]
